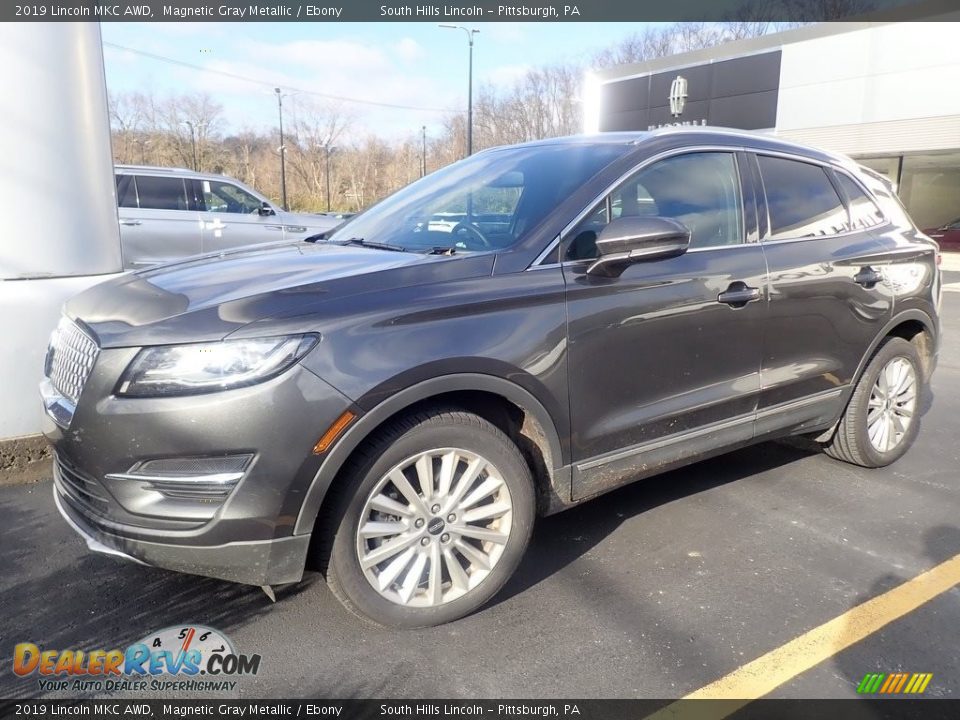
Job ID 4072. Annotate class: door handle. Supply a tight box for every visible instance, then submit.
[854,267,883,288]
[717,282,761,308]
[119,219,141,226]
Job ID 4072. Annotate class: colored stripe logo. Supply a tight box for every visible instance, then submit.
[857,672,933,694]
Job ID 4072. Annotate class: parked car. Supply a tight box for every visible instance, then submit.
[114,165,341,268]
[321,211,357,222]
[923,217,960,251]
[45,129,939,627]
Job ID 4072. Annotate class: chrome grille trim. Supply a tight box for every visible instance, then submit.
[47,318,99,404]
[54,454,109,516]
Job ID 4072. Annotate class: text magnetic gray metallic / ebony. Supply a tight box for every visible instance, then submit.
[42,128,941,627]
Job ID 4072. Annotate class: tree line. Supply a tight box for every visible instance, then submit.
[108,21,797,213]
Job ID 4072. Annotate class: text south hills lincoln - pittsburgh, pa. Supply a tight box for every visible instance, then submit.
[379,5,581,17]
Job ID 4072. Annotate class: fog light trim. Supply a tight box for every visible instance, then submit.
[105,454,254,501]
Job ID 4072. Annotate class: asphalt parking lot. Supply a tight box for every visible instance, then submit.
[2,291,959,703]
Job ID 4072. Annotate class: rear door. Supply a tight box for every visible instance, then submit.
[116,174,202,268]
[196,178,284,252]
[562,150,768,500]
[750,153,894,436]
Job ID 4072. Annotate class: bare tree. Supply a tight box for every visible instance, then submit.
[287,100,352,209]
[105,21,792,213]
[780,0,876,21]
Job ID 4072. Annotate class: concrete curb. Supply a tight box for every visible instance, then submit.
[0,434,52,485]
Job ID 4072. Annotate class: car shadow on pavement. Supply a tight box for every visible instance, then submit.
[492,440,816,608]
[0,491,316,699]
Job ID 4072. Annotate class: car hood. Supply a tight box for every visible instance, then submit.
[66,241,492,348]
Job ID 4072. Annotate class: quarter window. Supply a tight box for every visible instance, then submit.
[564,152,743,261]
[758,156,847,240]
[134,176,189,211]
[115,175,137,208]
[835,173,885,230]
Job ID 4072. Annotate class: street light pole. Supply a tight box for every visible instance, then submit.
[421,125,427,177]
[439,25,478,157]
[274,87,288,210]
[323,141,336,213]
[182,121,198,170]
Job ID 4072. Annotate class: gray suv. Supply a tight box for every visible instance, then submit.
[115,165,340,268]
[45,129,940,627]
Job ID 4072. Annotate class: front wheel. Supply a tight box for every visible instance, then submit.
[322,408,535,627]
[824,337,924,468]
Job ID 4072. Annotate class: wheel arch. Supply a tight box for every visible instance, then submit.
[814,308,937,443]
[293,373,569,537]
[852,309,936,385]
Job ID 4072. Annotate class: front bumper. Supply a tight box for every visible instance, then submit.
[44,350,356,586]
[54,486,310,585]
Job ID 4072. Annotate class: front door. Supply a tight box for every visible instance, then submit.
[196,178,284,253]
[562,150,768,501]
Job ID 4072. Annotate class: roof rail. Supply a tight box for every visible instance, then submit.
[115,164,194,173]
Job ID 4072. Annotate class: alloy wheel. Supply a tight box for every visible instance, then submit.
[355,448,514,607]
[866,357,917,453]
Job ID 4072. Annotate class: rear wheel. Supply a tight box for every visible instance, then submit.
[322,408,535,627]
[824,337,923,468]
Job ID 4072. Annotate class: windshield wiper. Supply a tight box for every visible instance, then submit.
[338,237,408,253]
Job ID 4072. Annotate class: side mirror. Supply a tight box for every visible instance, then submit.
[258,202,276,217]
[587,216,690,278]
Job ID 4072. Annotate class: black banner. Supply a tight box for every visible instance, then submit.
[1,700,960,720]
[3,0,959,23]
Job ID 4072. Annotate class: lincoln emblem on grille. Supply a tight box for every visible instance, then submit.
[669,75,688,117]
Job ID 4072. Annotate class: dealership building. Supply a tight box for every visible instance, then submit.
[586,18,960,232]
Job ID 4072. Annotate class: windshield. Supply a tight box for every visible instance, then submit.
[327,143,628,253]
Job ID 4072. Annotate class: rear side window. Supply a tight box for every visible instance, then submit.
[758,156,847,240]
[835,173,885,230]
[134,176,188,211]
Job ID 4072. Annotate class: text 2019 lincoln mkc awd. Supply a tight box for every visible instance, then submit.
[42,129,940,627]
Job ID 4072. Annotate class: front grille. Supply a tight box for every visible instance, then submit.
[54,454,110,516]
[47,318,99,404]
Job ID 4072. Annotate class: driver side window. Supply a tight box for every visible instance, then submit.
[201,180,263,214]
[563,152,743,261]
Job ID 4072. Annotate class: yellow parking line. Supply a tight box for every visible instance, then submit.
[649,552,960,719]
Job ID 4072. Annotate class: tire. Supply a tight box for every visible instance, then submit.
[824,337,923,468]
[320,407,535,628]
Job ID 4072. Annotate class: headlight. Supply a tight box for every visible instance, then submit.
[117,334,318,398]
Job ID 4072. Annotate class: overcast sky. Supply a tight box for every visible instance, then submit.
[101,21,662,141]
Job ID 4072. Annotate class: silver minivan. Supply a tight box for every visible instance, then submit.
[115,165,341,268]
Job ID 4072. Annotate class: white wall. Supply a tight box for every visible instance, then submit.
[776,22,960,155]
[0,276,116,439]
